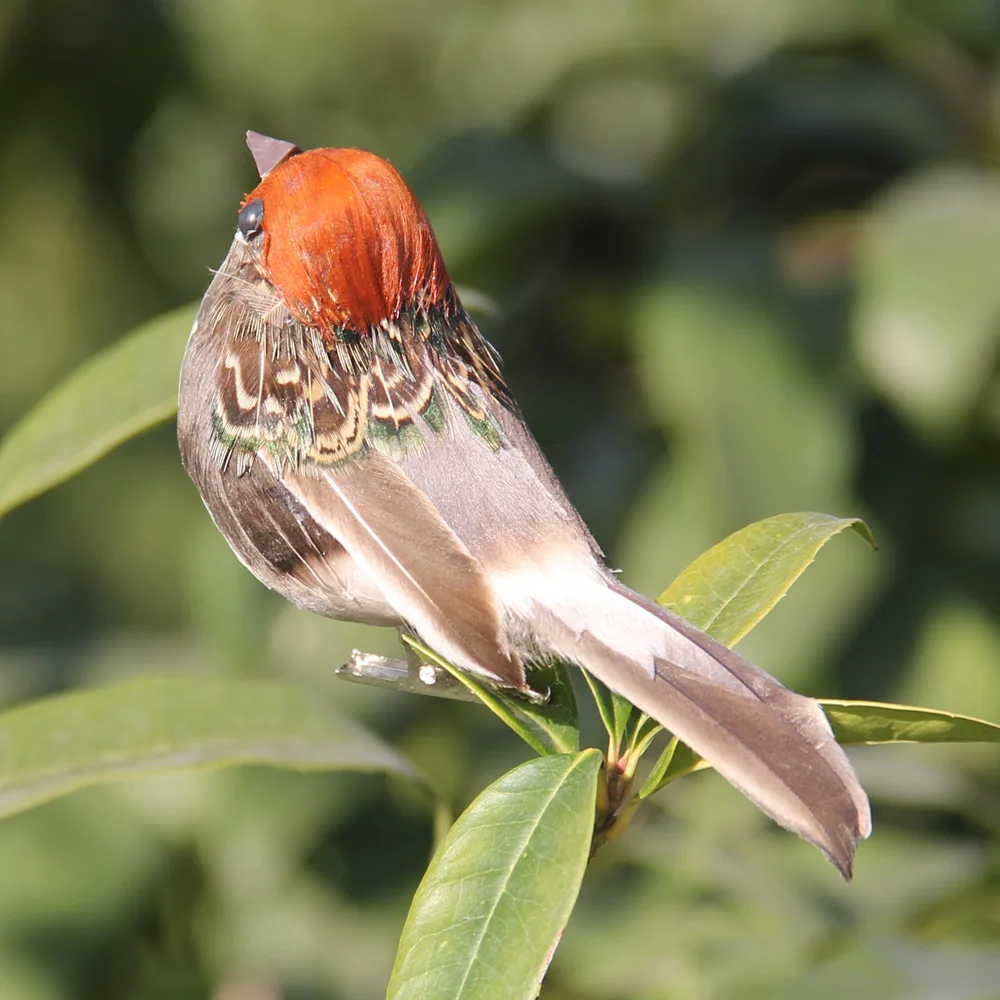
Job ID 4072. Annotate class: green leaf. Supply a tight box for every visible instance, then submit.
[658,512,875,646]
[637,701,1000,798]
[580,670,635,757]
[403,636,579,756]
[0,304,195,519]
[579,671,614,735]
[612,514,876,800]
[637,736,678,799]
[388,750,602,1000]
[820,700,1000,746]
[0,675,423,820]
[612,692,635,747]
[637,739,710,798]
[623,714,662,770]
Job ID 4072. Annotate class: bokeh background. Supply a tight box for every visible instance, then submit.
[1,0,1000,997]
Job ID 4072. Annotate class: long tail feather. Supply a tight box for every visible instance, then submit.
[533,576,871,878]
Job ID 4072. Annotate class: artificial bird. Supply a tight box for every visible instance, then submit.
[177,132,870,878]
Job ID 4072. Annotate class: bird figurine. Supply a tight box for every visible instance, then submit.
[177,131,870,878]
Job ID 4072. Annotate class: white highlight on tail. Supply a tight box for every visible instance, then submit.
[492,550,741,690]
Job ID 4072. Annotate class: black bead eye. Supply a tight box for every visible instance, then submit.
[237,198,263,239]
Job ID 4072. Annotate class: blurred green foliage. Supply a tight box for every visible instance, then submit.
[2,0,1000,996]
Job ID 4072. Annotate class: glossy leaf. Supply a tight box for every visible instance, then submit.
[623,714,663,778]
[403,635,579,755]
[638,739,710,797]
[637,736,678,799]
[388,750,602,1000]
[0,304,195,519]
[821,700,1000,746]
[658,511,875,646]
[0,675,423,819]
[612,692,636,747]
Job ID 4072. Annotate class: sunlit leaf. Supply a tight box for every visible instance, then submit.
[622,714,660,775]
[658,511,875,646]
[0,675,424,819]
[607,513,876,795]
[637,701,1000,798]
[0,304,195,519]
[612,692,635,747]
[388,750,602,1000]
[638,739,709,796]
[820,700,1000,746]
[404,635,579,756]
[636,517,992,799]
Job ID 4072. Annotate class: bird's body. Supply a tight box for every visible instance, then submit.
[178,133,870,877]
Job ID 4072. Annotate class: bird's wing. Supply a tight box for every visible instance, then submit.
[190,251,523,688]
[280,455,523,688]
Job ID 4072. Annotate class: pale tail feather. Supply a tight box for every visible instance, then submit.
[516,570,871,878]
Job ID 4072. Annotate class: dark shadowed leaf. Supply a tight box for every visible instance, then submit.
[579,671,634,755]
[388,750,601,1000]
[0,304,195,519]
